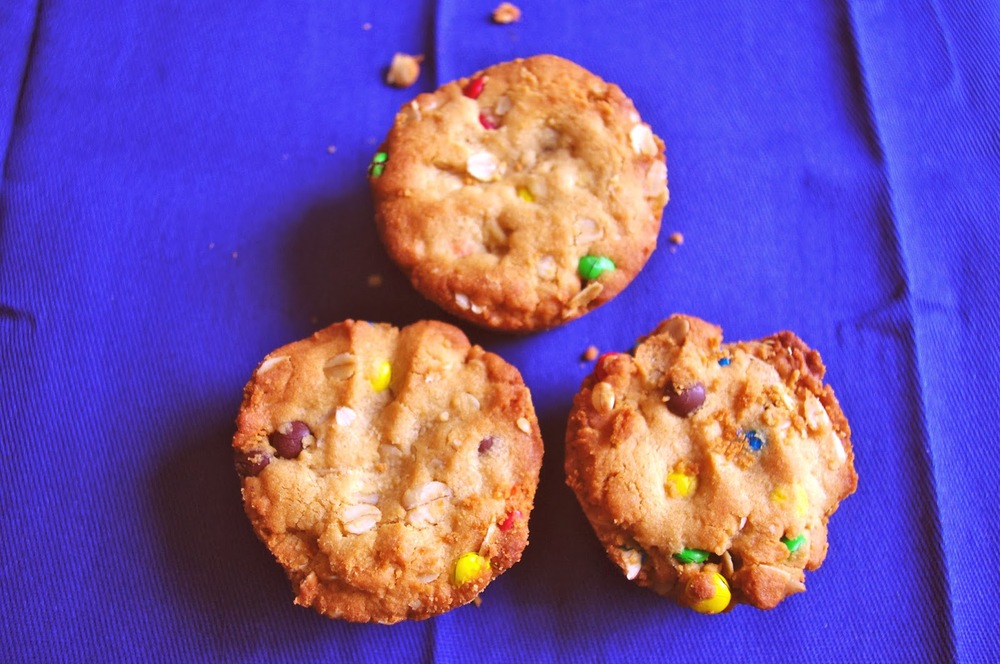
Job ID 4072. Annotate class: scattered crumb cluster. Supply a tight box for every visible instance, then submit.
[383,4,522,88]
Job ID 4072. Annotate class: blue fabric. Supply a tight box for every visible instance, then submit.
[2,0,997,660]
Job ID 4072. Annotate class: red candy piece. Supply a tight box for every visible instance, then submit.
[500,510,522,531]
[463,75,486,99]
[479,113,497,129]
[595,352,623,381]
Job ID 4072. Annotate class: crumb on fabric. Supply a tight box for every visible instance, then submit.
[472,596,483,608]
[669,231,684,246]
[362,22,372,30]
[326,145,337,154]
[386,53,424,88]
[583,345,599,362]
[368,274,383,287]
[492,2,521,24]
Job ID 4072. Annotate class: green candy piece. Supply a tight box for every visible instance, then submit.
[368,151,389,178]
[578,255,615,280]
[672,548,711,564]
[781,534,806,554]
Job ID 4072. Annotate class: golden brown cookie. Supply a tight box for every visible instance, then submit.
[565,314,857,612]
[233,320,544,623]
[369,54,669,332]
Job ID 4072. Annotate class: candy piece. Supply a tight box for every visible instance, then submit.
[685,572,732,615]
[463,75,486,99]
[595,352,622,380]
[499,510,522,531]
[673,548,710,564]
[718,357,731,366]
[770,483,810,516]
[744,429,765,451]
[666,471,696,498]
[234,449,271,477]
[452,552,490,586]
[664,382,706,417]
[516,187,534,202]
[368,151,388,178]
[782,534,806,553]
[369,360,392,392]
[479,113,497,129]
[577,255,615,280]
[478,436,497,453]
[269,421,312,459]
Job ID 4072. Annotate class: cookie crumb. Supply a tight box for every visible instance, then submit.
[492,2,521,24]
[231,251,238,259]
[326,145,337,154]
[582,345,599,362]
[386,53,423,88]
[668,231,684,252]
[367,274,383,287]
[362,22,372,31]
[472,596,483,608]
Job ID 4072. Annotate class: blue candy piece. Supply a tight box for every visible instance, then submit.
[718,357,731,366]
[745,429,764,451]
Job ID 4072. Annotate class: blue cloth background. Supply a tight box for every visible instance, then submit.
[2,1,998,661]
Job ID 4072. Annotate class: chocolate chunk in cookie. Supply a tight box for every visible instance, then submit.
[370,54,669,331]
[565,314,857,612]
[233,320,544,623]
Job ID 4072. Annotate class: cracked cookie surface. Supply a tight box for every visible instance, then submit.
[233,320,544,623]
[565,314,857,612]
[370,54,669,331]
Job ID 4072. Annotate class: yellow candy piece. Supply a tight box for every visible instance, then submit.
[369,359,392,392]
[771,484,809,516]
[688,572,731,615]
[452,552,490,587]
[666,472,697,498]
[516,187,534,202]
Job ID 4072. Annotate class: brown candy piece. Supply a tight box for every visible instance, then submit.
[269,420,312,459]
[478,436,497,454]
[664,382,706,417]
[235,449,271,477]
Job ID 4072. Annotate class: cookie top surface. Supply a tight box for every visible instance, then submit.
[565,314,857,611]
[370,54,669,332]
[233,320,544,623]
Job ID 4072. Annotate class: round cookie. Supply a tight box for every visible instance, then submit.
[369,54,669,332]
[232,319,544,623]
[564,314,857,612]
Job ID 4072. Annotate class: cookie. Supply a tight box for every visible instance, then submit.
[232,319,544,623]
[564,314,857,612]
[369,54,669,331]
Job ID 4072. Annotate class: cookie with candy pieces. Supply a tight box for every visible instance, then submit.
[564,314,857,612]
[369,54,668,331]
[233,319,544,623]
